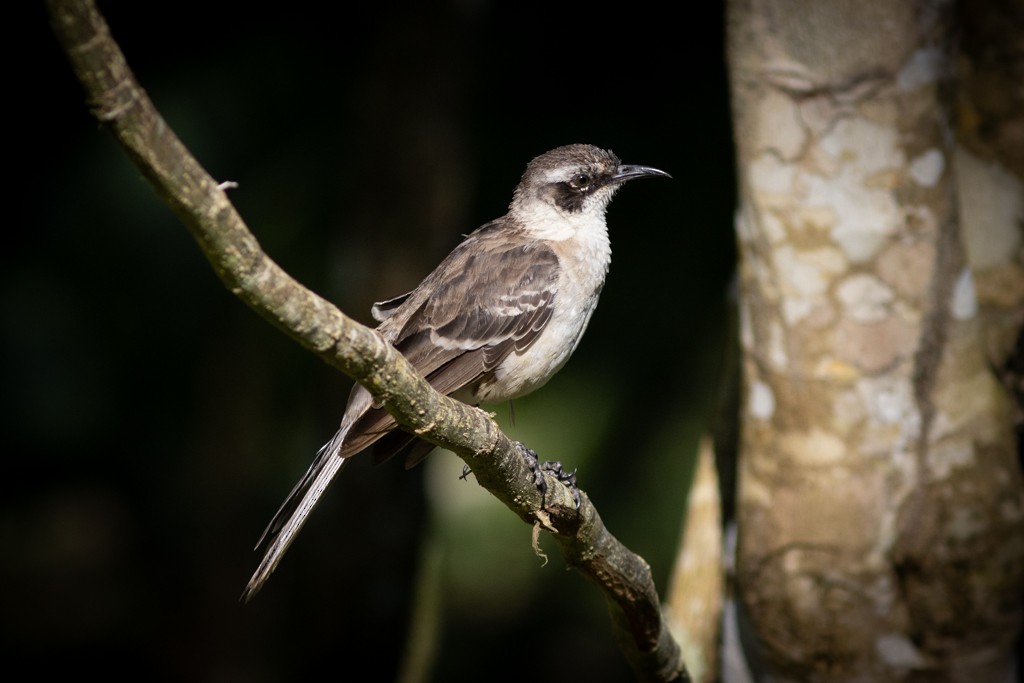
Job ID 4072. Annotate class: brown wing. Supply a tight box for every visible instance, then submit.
[339,223,560,459]
[395,234,558,384]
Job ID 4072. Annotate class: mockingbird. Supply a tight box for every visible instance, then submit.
[243,143,669,600]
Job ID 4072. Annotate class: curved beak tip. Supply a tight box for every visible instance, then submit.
[614,164,672,182]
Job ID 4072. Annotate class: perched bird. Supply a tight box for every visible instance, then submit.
[243,143,669,599]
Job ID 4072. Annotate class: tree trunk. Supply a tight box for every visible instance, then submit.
[726,1,1024,681]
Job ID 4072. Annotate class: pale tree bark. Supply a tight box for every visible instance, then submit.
[727,1,1024,682]
[665,436,725,683]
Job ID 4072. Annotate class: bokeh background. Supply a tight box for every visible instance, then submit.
[9,2,736,681]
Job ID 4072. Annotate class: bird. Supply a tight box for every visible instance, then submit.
[242,143,670,600]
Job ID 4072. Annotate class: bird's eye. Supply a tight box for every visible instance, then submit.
[569,173,592,191]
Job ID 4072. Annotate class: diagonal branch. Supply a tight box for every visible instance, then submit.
[46,1,689,680]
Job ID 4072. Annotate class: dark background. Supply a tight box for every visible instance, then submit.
[9,2,735,681]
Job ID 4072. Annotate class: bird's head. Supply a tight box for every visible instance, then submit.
[511,144,670,222]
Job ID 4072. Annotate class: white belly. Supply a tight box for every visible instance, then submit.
[477,298,598,402]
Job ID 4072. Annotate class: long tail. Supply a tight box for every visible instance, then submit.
[241,429,349,602]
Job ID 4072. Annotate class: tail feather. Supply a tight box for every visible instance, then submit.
[241,431,349,602]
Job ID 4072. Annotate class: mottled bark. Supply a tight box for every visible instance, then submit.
[727,1,1024,681]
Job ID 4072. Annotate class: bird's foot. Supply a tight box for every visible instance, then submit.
[517,442,581,509]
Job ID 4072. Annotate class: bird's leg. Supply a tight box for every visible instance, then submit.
[518,443,546,494]
[542,461,580,509]
[516,442,581,509]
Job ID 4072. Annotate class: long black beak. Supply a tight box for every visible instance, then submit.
[611,163,672,183]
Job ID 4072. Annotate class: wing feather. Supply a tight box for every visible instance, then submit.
[338,224,560,458]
